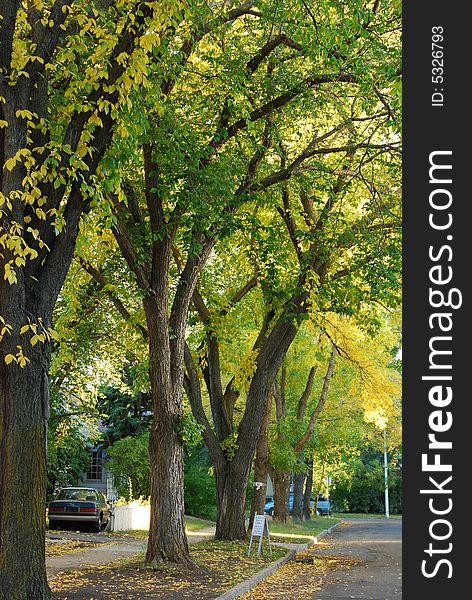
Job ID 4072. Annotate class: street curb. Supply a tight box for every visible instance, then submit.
[214,521,342,600]
[214,549,296,600]
[305,521,342,548]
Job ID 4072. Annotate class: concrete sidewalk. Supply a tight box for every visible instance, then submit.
[46,526,216,579]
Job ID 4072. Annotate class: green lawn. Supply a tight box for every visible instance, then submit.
[332,512,402,519]
[267,516,341,544]
[113,515,340,545]
[185,515,216,531]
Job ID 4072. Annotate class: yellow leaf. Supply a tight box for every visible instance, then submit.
[4,156,16,171]
[7,270,17,284]
[18,356,28,368]
[5,354,16,365]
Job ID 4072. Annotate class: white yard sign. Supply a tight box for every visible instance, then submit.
[248,513,272,557]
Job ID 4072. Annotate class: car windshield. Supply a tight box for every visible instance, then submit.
[56,489,98,501]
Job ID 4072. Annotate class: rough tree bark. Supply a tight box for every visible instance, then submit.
[112,142,216,562]
[270,469,291,522]
[144,294,190,563]
[78,259,192,562]
[214,459,253,540]
[303,460,314,520]
[270,366,291,523]
[0,116,85,600]
[0,298,53,599]
[291,472,306,521]
[249,392,273,529]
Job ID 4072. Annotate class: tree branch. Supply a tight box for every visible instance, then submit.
[294,346,337,453]
[23,0,72,90]
[221,275,259,317]
[183,342,225,466]
[276,186,304,260]
[112,219,151,291]
[206,73,358,158]
[246,34,303,73]
[79,258,148,339]
[297,366,317,420]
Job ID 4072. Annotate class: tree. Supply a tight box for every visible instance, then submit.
[97,377,152,445]
[330,444,402,514]
[179,0,401,536]
[46,415,92,500]
[270,344,336,522]
[107,432,151,500]
[248,388,272,528]
[0,1,183,596]
[184,135,400,539]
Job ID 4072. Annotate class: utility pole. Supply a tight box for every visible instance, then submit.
[383,429,390,518]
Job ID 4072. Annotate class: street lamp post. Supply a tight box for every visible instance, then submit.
[383,429,390,518]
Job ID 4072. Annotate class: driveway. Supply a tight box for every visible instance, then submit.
[309,519,402,600]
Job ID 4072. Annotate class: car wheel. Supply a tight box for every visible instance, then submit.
[48,520,58,530]
[268,508,274,517]
[100,517,110,532]
[94,513,104,533]
[316,509,322,517]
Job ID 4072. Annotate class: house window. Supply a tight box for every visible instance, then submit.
[86,450,103,481]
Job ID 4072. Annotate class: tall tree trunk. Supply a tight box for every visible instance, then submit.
[146,415,189,563]
[249,393,272,530]
[214,459,251,540]
[144,297,190,564]
[0,289,53,599]
[292,471,306,521]
[303,459,314,520]
[271,469,291,522]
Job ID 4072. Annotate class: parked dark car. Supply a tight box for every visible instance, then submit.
[264,493,331,517]
[48,487,112,532]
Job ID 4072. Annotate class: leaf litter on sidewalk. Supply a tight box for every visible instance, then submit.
[46,539,103,558]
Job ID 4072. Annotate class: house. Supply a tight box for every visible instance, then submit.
[79,444,118,501]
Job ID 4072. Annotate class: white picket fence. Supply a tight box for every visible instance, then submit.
[110,502,150,532]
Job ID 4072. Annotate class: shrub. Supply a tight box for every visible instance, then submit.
[47,422,92,500]
[107,432,150,500]
[330,455,402,514]
[184,445,217,520]
[184,464,217,520]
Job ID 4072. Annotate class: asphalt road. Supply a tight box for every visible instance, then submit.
[310,519,402,600]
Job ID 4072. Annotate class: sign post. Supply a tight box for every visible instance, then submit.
[248,513,272,558]
[383,429,390,518]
